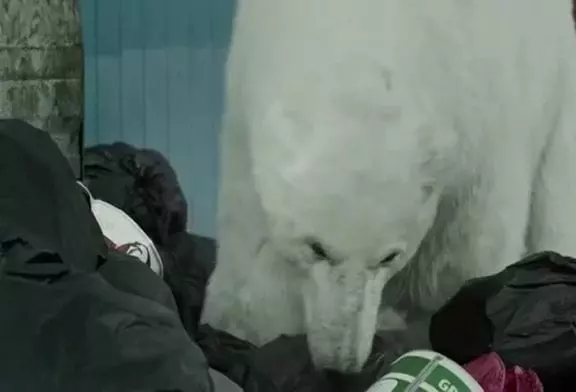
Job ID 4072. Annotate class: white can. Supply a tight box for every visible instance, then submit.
[366,350,483,392]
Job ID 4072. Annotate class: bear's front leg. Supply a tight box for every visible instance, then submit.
[378,154,535,333]
[374,157,535,368]
[526,69,576,258]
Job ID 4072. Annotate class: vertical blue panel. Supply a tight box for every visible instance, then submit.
[212,0,235,49]
[120,0,146,147]
[79,0,98,146]
[187,47,218,237]
[166,0,196,230]
[188,0,217,237]
[95,0,122,143]
[142,0,169,155]
[79,0,235,238]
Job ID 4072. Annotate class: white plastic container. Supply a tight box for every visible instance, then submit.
[366,350,483,392]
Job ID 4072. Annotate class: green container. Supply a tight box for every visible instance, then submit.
[366,350,483,392]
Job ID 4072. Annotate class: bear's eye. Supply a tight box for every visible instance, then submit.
[379,249,403,266]
[309,241,329,260]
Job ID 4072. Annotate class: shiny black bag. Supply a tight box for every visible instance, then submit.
[430,251,576,391]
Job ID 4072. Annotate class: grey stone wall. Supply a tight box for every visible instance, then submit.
[0,0,84,177]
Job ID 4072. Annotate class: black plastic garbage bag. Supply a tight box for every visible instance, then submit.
[197,324,396,392]
[197,326,334,392]
[429,251,576,391]
[83,143,216,338]
[161,232,216,337]
[0,120,212,392]
[84,142,188,247]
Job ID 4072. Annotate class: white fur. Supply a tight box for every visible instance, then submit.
[202,0,576,373]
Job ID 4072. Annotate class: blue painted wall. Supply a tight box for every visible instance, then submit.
[79,0,235,238]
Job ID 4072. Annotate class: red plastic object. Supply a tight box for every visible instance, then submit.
[464,353,543,392]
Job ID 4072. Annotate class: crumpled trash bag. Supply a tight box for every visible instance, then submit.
[83,143,216,338]
[429,251,576,391]
[197,326,334,392]
[464,353,543,392]
[197,324,397,392]
[84,142,188,247]
[0,119,212,392]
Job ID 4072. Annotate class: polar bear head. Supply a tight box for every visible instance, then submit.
[249,85,447,372]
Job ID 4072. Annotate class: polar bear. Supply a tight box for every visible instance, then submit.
[202,0,576,373]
